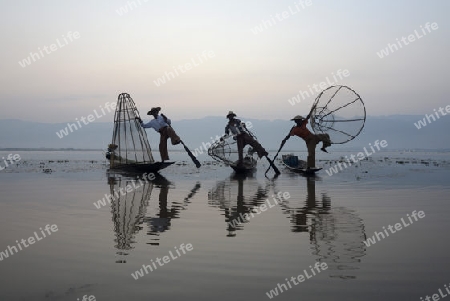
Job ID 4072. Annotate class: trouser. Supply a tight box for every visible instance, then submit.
[159,126,180,161]
[236,133,268,164]
[305,133,331,168]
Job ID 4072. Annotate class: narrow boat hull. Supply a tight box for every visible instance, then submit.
[282,154,321,175]
[230,157,257,174]
[109,162,175,173]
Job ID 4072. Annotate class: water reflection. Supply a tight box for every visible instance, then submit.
[108,174,154,263]
[208,173,269,237]
[107,172,200,262]
[279,177,367,279]
[143,181,200,245]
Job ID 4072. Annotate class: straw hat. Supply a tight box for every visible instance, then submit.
[226,111,236,118]
[291,115,305,120]
[147,107,161,115]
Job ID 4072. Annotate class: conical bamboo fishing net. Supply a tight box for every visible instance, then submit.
[110,93,155,168]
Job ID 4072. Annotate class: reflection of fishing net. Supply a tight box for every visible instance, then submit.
[207,135,258,166]
[310,86,366,144]
[311,206,367,280]
[110,93,154,167]
[108,174,153,261]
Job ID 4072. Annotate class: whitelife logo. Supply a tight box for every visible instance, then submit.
[131,243,193,280]
[325,140,388,176]
[250,0,313,35]
[266,262,328,299]
[376,22,438,58]
[153,50,215,87]
[55,102,116,139]
[287,69,350,106]
[115,0,148,16]
[94,172,156,209]
[363,210,425,247]
[228,192,291,229]
[420,283,450,301]
[0,224,58,262]
[0,153,21,171]
[18,31,80,68]
[414,105,450,129]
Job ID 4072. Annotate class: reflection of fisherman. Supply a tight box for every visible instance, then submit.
[287,115,331,169]
[150,185,173,232]
[137,107,180,162]
[223,111,268,167]
[288,177,327,233]
[222,175,267,236]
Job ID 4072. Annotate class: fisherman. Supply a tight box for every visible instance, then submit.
[137,107,180,162]
[223,111,268,167]
[286,114,331,169]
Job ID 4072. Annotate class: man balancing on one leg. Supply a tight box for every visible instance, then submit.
[287,115,331,169]
[137,107,181,162]
[223,111,269,167]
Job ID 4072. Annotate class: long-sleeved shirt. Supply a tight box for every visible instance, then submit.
[225,118,245,136]
[141,115,171,132]
[290,119,313,140]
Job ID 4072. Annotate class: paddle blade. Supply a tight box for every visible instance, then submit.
[182,142,201,168]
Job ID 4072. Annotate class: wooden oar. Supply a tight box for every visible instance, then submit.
[161,114,201,168]
[265,155,280,175]
[264,130,292,176]
[245,127,280,175]
[179,139,201,168]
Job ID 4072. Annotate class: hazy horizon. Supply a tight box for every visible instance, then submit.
[1,114,449,150]
[1,112,446,124]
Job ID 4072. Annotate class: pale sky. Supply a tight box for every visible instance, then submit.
[0,0,448,123]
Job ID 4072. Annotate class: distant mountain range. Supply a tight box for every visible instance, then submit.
[0,115,449,151]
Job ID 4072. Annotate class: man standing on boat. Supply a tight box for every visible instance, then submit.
[223,111,269,167]
[137,107,181,162]
[287,115,331,169]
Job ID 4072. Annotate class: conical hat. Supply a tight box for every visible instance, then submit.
[226,111,236,118]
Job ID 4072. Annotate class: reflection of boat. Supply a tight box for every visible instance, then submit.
[282,154,322,175]
[280,177,367,279]
[208,173,268,236]
[108,171,199,262]
[107,93,174,173]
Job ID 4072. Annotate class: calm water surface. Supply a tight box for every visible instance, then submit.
[0,150,449,301]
